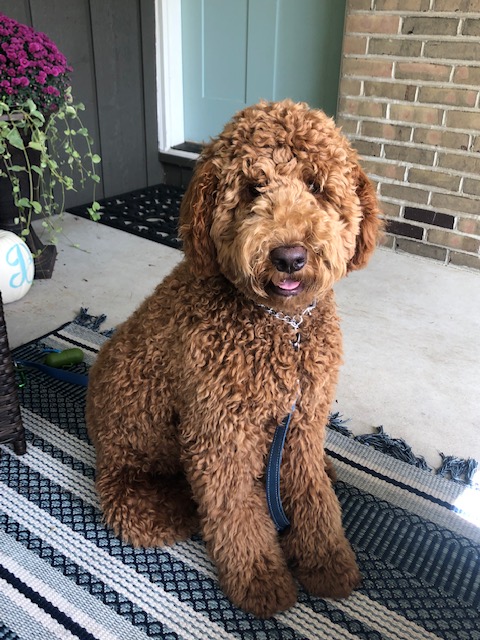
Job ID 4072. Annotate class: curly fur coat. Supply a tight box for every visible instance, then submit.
[86,99,383,617]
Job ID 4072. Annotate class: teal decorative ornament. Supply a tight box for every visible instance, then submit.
[0,230,34,302]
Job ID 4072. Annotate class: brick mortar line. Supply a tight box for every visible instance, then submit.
[341,72,480,87]
[360,155,480,179]
[341,81,480,93]
[342,96,480,113]
[369,166,480,188]
[380,197,480,223]
[385,237,478,260]
[373,174,480,201]
[342,81,480,91]
[350,135,479,158]
[339,113,480,136]
[383,216,445,232]
[378,178,480,198]
[347,11,480,18]
[390,222,457,241]
[378,194,478,218]
[381,214,480,244]
[344,53,480,67]
[364,165,480,191]
[387,239,477,262]
[376,161,480,184]
[340,78,480,92]
[347,33,480,42]
[385,236,479,257]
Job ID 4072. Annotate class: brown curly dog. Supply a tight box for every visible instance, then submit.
[86,99,383,618]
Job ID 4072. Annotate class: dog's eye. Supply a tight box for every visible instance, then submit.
[247,183,262,199]
[308,181,322,195]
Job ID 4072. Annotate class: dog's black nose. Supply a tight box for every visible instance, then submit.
[270,245,307,273]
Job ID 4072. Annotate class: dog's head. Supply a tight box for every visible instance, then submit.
[179,100,383,312]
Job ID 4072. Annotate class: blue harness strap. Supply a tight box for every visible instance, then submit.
[266,407,295,532]
[14,360,89,387]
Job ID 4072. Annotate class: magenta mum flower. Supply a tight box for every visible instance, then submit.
[36,70,47,84]
[44,85,60,96]
[28,41,42,53]
[0,12,72,113]
[11,76,29,88]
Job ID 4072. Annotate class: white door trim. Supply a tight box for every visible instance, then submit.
[155,0,197,158]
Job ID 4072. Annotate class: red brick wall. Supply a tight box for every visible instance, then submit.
[337,0,480,270]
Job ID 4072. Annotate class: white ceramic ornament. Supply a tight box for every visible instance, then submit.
[0,230,35,303]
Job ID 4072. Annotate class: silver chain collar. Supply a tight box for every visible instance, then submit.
[257,300,317,349]
[257,300,317,331]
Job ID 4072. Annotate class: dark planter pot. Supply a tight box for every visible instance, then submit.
[0,138,57,279]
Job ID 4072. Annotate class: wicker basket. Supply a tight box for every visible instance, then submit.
[0,291,26,455]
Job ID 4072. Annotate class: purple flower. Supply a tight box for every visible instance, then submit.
[28,41,42,53]
[11,76,29,87]
[36,70,47,85]
[0,12,72,113]
[44,85,60,96]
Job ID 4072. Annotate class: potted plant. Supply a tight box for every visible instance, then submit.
[0,13,101,278]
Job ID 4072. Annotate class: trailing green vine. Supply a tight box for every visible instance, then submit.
[0,13,101,249]
[0,94,101,245]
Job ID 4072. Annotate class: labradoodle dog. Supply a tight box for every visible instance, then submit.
[86,99,383,618]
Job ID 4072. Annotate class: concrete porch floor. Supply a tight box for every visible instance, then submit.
[5,213,480,472]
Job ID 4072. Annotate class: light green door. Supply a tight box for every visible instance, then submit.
[181,0,346,144]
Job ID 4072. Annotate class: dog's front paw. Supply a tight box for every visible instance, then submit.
[222,565,297,618]
[296,545,361,599]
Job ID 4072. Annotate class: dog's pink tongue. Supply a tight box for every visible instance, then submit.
[278,279,300,291]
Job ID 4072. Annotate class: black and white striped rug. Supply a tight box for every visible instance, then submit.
[1,314,479,639]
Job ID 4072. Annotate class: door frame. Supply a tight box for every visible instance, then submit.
[156,0,198,158]
[155,0,345,158]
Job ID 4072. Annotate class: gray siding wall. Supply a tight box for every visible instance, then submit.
[0,0,163,205]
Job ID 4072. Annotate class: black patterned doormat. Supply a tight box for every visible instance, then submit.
[68,183,186,250]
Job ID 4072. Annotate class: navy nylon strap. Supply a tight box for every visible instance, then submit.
[266,407,295,532]
[15,360,89,387]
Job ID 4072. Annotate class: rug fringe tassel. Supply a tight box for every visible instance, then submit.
[73,308,114,336]
[327,415,478,485]
[354,425,431,472]
[437,454,478,484]
[327,412,352,437]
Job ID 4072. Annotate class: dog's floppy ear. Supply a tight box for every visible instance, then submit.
[179,158,219,277]
[348,165,384,271]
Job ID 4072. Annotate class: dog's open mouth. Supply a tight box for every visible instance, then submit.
[268,278,305,297]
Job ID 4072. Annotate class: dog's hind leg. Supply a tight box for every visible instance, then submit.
[86,356,199,547]
[95,465,199,548]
